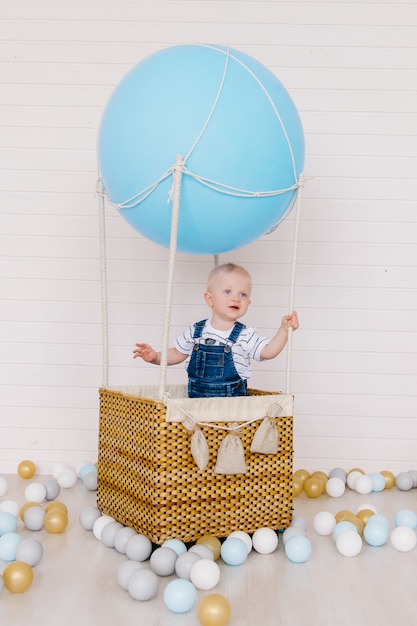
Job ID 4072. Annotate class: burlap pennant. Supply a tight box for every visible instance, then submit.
[250,402,281,454]
[215,423,246,474]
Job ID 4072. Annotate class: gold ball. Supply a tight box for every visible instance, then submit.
[335,509,356,524]
[3,561,34,593]
[45,501,68,515]
[44,508,68,534]
[17,460,36,479]
[381,470,396,489]
[303,477,323,498]
[19,501,42,521]
[197,535,222,560]
[197,593,231,626]
[293,469,311,485]
[356,508,376,525]
[292,476,304,497]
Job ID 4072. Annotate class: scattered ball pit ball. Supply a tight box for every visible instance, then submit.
[125,533,153,562]
[197,593,232,626]
[394,509,417,530]
[227,530,252,554]
[220,537,248,566]
[390,526,417,552]
[363,520,389,547]
[303,476,324,498]
[79,506,102,531]
[196,535,222,560]
[127,568,159,601]
[395,472,414,491]
[313,511,336,536]
[16,537,44,566]
[335,530,363,557]
[44,507,68,534]
[162,538,187,557]
[284,535,312,563]
[190,558,221,590]
[175,551,201,580]
[17,460,36,479]
[149,546,177,576]
[252,527,279,554]
[163,578,197,614]
[325,476,345,498]
[117,560,144,590]
[381,470,395,489]
[3,561,34,593]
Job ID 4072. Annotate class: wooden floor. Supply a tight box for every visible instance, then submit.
[1,473,417,626]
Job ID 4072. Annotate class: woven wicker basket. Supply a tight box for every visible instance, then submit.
[97,386,293,544]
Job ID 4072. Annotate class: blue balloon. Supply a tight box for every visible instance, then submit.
[98,44,305,255]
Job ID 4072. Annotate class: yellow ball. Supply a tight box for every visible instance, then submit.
[45,501,68,515]
[356,508,376,525]
[381,470,396,489]
[17,460,36,479]
[44,508,68,534]
[335,509,356,523]
[197,535,222,560]
[292,476,304,497]
[3,561,34,593]
[293,469,310,485]
[303,477,323,498]
[198,593,231,626]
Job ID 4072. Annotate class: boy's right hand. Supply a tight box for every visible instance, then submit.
[133,343,157,363]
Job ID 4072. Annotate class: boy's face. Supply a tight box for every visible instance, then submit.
[204,271,252,323]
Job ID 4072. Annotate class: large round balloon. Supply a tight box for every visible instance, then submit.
[98,44,304,255]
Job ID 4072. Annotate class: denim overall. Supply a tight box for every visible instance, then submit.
[187,319,247,398]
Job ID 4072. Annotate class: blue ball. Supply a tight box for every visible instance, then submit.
[0,512,17,536]
[163,578,197,614]
[79,463,97,481]
[0,532,22,562]
[220,537,248,566]
[394,509,417,530]
[284,535,312,563]
[370,473,386,492]
[366,514,390,531]
[98,44,305,255]
[363,521,389,547]
[332,521,357,542]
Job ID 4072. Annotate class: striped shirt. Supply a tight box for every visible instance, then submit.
[175,318,270,380]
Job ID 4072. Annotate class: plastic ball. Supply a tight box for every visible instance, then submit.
[175,551,201,580]
[3,561,33,593]
[92,514,114,540]
[369,473,386,492]
[227,531,252,554]
[189,543,215,560]
[284,535,312,563]
[313,511,336,536]
[0,499,20,517]
[396,472,414,491]
[78,463,97,480]
[51,463,70,479]
[125,533,153,561]
[98,44,304,255]
[44,508,68,534]
[293,469,310,484]
[408,469,417,488]
[17,460,36,479]
[0,511,17,536]
[354,474,373,495]
[16,538,44,566]
[57,468,77,488]
[356,508,376,525]
[24,482,47,503]
[366,514,390,531]
[0,532,22,561]
[197,593,231,626]
[0,476,8,497]
[346,470,363,490]
[101,521,124,548]
[150,546,177,576]
[282,526,307,546]
[303,477,323,498]
[127,568,159,601]
[79,506,102,531]
[290,514,308,530]
[220,537,248,566]
[163,578,197,614]
[332,521,358,542]
[196,535,222,560]
[82,471,98,491]
[336,530,363,557]
[292,476,304,496]
[190,558,221,590]
[394,509,417,530]
[113,526,137,554]
[162,538,187,557]
[45,501,68,515]
[390,526,417,552]
[363,521,389,547]
[23,506,45,531]
[325,476,346,498]
[43,479,61,501]
[116,560,144,590]
[380,470,395,489]
[252,527,279,554]
[329,467,347,482]
[335,509,356,524]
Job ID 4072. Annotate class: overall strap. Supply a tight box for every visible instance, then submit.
[192,319,208,339]
[227,322,245,344]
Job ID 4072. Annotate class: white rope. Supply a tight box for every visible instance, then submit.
[285,174,306,395]
[158,155,184,399]
[97,177,109,388]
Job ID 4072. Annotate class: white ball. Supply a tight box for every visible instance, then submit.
[354,474,373,495]
[57,468,77,488]
[390,526,417,552]
[24,482,47,503]
[252,527,279,554]
[190,558,220,590]
[227,530,252,554]
[52,463,70,479]
[92,515,115,540]
[0,499,20,517]
[347,470,363,490]
[326,476,346,498]
[313,511,337,536]
[336,530,363,557]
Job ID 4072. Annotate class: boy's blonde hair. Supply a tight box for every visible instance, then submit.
[207,263,252,290]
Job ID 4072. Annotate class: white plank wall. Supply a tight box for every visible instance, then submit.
[1,0,416,474]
